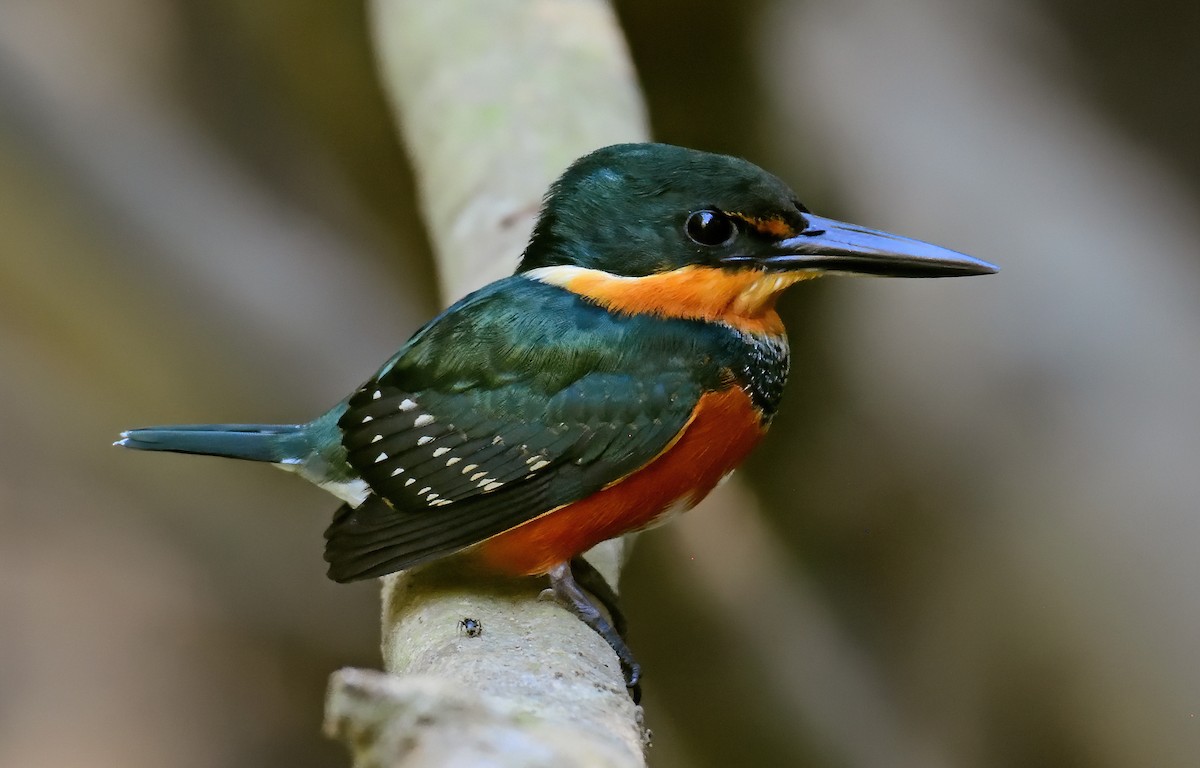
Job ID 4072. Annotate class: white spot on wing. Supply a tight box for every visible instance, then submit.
[471,471,487,481]
[404,478,415,487]
[461,464,478,474]
[529,459,550,472]
[414,414,435,428]
[361,415,373,423]
[418,486,431,495]
[399,399,417,411]
[446,457,461,466]
[433,447,450,457]
[483,481,503,491]
[417,436,434,446]
[371,434,383,443]
[374,452,388,463]
[372,390,382,400]
[391,467,404,477]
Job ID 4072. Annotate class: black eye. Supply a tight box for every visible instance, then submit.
[685,210,738,247]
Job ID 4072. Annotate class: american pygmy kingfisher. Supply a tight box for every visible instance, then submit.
[118,143,997,698]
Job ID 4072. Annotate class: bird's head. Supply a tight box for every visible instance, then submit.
[518,143,996,331]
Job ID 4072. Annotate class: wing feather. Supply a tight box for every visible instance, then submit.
[322,278,712,581]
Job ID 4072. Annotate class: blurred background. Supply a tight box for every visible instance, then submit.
[2,0,1198,766]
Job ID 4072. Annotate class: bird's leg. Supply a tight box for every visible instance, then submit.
[547,561,641,702]
[568,555,629,640]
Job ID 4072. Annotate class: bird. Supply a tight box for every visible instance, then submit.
[117,142,997,699]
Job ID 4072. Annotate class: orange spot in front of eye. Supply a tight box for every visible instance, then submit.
[727,213,798,239]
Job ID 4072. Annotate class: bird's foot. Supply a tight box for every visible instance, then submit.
[568,555,630,640]
[547,561,642,703]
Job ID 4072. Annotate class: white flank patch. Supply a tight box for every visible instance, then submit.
[639,494,697,531]
[317,477,371,507]
[273,461,369,506]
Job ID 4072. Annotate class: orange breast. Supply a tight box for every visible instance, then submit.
[472,386,767,576]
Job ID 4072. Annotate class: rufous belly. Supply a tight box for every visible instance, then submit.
[472,386,766,576]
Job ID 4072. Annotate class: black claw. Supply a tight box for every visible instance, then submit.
[624,660,641,688]
[623,659,642,703]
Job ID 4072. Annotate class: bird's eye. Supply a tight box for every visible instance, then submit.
[685,210,738,247]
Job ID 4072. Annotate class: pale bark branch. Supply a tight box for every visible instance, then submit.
[324,2,653,765]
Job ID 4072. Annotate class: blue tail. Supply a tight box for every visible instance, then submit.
[116,423,311,463]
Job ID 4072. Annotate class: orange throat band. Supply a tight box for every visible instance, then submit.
[524,264,814,335]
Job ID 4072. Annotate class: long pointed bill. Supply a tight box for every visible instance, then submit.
[750,214,998,277]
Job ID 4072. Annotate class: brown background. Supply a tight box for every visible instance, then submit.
[2,1,1199,766]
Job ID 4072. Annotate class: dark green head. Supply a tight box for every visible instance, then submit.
[518,143,997,279]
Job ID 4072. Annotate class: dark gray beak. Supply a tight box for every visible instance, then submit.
[738,214,998,277]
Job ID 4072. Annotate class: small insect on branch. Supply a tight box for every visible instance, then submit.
[458,617,483,638]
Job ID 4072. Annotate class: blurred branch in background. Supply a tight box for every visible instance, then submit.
[763,1,1200,764]
[0,2,422,766]
[670,481,950,767]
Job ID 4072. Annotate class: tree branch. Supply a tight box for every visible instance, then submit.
[324,2,652,765]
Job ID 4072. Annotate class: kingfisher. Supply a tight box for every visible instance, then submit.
[117,143,996,698]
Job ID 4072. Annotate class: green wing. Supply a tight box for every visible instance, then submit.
[323,278,703,581]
